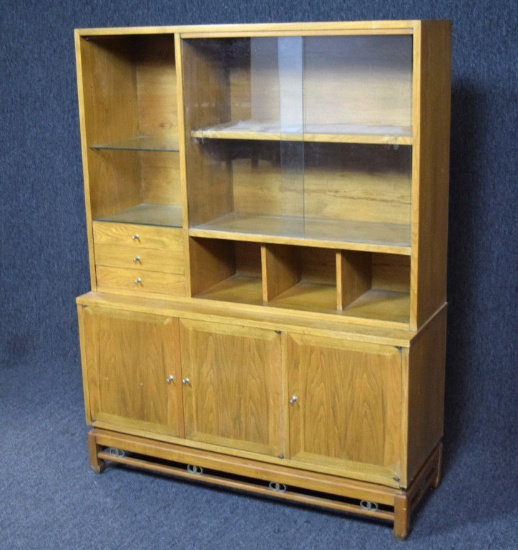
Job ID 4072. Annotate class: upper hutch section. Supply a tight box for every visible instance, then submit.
[75,21,451,330]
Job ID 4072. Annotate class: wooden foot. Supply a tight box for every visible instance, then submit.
[88,430,105,473]
[393,493,409,540]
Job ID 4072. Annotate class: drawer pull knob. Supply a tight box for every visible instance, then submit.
[289,395,298,405]
[133,256,142,263]
[166,375,175,384]
[182,377,190,385]
[134,277,143,285]
[131,234,140,241]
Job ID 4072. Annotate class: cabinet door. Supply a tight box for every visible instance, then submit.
[180,319,283,457]
[286,333,403,485]
[79,305,183,437]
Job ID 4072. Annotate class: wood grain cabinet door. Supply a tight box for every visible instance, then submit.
[286,333,403,486]
[79,305,184,437]
[179,319,283,457]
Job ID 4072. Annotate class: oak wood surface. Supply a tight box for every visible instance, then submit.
[180,319,283,457]
[80,306,184,436]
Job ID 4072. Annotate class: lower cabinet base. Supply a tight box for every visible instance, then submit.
[88,428,442,540]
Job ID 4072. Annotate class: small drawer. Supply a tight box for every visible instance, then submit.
[96,266,186,296]
[95,244,185,275]
[93,222,183,250]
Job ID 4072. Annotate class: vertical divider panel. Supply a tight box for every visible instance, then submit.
[336,251,372,311]
[262,244,299,302]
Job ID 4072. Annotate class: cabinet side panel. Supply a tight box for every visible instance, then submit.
[77,305,93,425]
[406,308,447,482]
[411,22,451,328]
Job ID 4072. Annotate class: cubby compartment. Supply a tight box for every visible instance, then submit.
[77,33,182,226]
[340,252,411,325]
[189,238,263,305]
[262,245,337,313]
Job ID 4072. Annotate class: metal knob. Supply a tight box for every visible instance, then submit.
[131,234,140,241]
[134,277,142,285]
[182,378,190,385]
[289,395,298,405]
[133,256,142,263]
[166,375,174,384]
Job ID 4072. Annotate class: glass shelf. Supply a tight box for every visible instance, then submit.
[191,121,412,146]
[94,204,183,227]
[91,136,180,152]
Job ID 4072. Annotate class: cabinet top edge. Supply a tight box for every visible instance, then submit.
[74,20,451,38]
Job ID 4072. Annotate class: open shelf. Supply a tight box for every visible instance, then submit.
[190,213,411,254]
[189,238,410,324]
[191,121,412,146]
[94,203,182,227]
[196,275,264,306]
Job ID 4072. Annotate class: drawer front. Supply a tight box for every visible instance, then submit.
[96,266,186,296]
[95,244,185,274]
[93,222,183,250]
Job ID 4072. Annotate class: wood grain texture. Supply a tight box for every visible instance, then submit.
[337,251,371,310]
[80,306,184,436]
[287,333,403,484]
[96,266,186,296]
[410,21,451,329]
[94,244,185,274]
[93,222,183,249]
[404,307,447,483]
[180,319,283,456]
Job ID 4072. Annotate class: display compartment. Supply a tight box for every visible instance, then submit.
[189,235,410,324]
[265,247,410,324]
[78,33,182,226]
[182,34,413,252]
[189,238,263,305]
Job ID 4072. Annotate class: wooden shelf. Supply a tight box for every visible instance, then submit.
[190,213,411,255]
[191,121,412,146]
[342,289,410,325]
[269,281,337,313]
[94,203,183,227]
[195,276,409,325]
[195,275,264,306]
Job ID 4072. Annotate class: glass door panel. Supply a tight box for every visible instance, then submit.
[184,36,304,240]
[302,35,413,250]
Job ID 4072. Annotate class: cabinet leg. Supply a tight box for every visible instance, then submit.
[88,431,105,474]
[393,493,410,540]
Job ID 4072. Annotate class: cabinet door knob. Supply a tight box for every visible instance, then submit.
[131,233,140,241]
[166,375,175,384]
[182,377,190,385]
[133,255,142,263]
[134,277,143,285]
[289,395,298,405]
